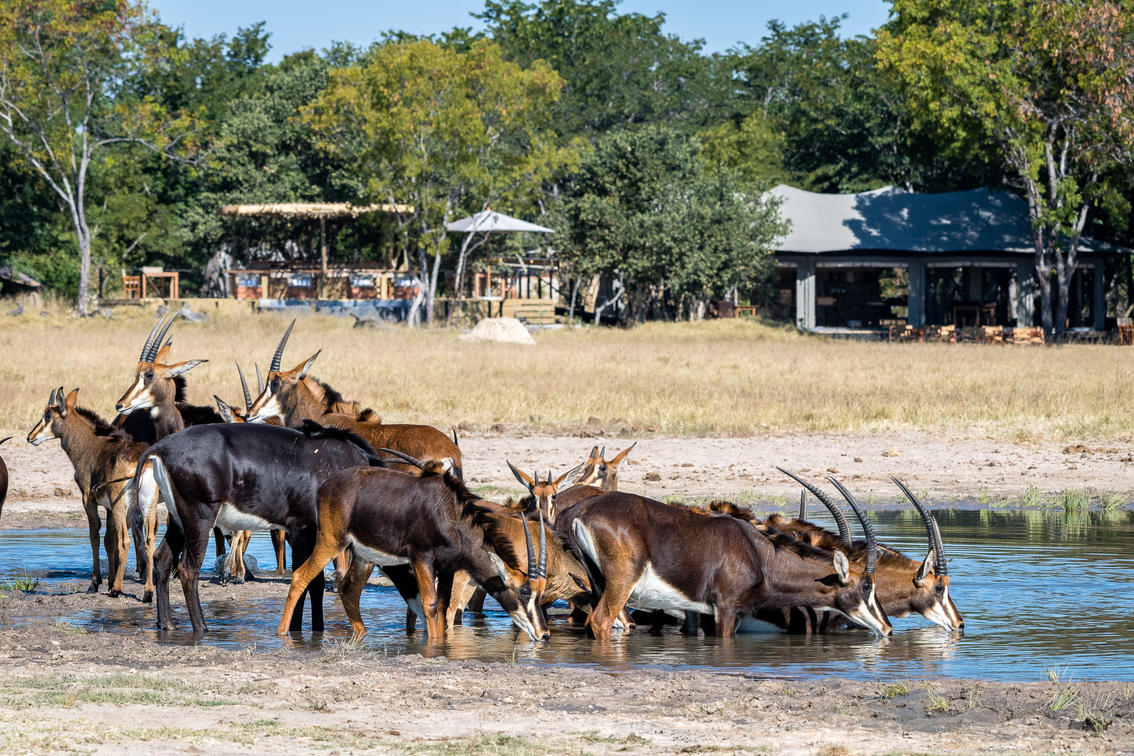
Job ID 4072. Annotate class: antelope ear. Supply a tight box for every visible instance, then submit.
[64,388,79,409]
[296,350,321,379]
[915,549,935,585]
[55,386,66,413]
[169,359,206,376]
[154,341,173,365]
[214,396,235,423]
[507,460,535,490]
[833,550,850,585]
[609,441,636,466]
[570,572,592,595]
[485,549,510,581]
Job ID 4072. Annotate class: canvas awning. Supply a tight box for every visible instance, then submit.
[446,210,553,234]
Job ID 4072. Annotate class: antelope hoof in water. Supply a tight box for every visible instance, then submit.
[107,589,121,598]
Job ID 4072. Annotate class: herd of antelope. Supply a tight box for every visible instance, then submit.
[20,313,963,645]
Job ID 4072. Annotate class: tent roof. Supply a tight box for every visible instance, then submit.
[769,184,1129,255]
[219,202,411,219]
[446,209,553,233]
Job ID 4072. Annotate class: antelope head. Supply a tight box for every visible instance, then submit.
[891,477,964,631]
[507,462,574,524]
[115,313,205,416]
[575,442,636,491]
[28,387,77,445]
[247,319,320,423]
[823,477,894,637]
[487,509,551,642]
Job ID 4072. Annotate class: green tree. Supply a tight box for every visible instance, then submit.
[477,0,727,139]
[303,38,576,323]
[558,125,785,321]
[877,0,1134,337]
[0,0,201,314]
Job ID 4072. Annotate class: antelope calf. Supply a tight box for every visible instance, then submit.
[575,443,635,490]
[568,492,892,639]
[28,388,147,596]
[277,457,550,643]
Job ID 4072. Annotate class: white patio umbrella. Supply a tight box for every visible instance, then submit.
[446,210,554,309]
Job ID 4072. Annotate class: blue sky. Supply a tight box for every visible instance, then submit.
[147,0,892,61]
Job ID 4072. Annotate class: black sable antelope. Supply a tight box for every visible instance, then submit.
[130,422,383,633]
[772,470,963,631]
[567,492,892,639]
[276,452,550,643]
[0,436,11,524]
[247,321,463,478]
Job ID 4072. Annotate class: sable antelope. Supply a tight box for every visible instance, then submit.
[568,492,892,639]
[27,388,147,596]
[0,436,9,523]
[575,443,635,490]
[506,463,577,524]
[211,364,288,583]
[115,313,227,600]
[130,422,384,632]
[247,321,462,478]
[769,470,963,631]
[446,500,593,626]
[277,452,550,642]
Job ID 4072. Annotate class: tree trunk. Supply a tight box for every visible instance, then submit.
[568,274,580,322]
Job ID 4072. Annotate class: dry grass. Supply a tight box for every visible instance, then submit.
[1,302,1132,439]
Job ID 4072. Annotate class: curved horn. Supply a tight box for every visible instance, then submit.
[929,516,948,576]
[270,319,296,372]
[827,476,877,575]
[890,476,946,576]
[138,314,165,361]
[146,313,179,362]
[776,467,852,546]
[255,363,264,394]
[524,510,537,581]
[537,509,547,579]
[236,364,252,411]
[0,436,10,446]
[799,489,807,521]
[379,447,426,469]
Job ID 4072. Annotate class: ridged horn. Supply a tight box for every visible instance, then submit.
[379,447,425,469]
[255,363,264,394]
[270,319,296,372]
[827,476,877,575]
[891,476,947,576]
[236,364,252,411]
[146,313,178,362]
[537,509,547,579]
[138,314,165,361]
[776,467,852,547]
[798,490,807,521]
[524,510,537,581]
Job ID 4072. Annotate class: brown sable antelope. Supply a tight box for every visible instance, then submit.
[567,491,893,639]
[115,313,229,600]
[131,421,385,633]
[505,463,578,524]
[574,443,636,490]
[27,388,147,596]
[246,321,462,478]
[769,470,963,632]
[0,436,9,523]
[276,451,550,643]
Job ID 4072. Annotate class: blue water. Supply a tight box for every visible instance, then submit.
[2,508,1132,681]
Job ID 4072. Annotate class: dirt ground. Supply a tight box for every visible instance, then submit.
[1,430,1132,754]
[3,429,1132,529]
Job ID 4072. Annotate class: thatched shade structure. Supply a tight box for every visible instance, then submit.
[219,202,413,297]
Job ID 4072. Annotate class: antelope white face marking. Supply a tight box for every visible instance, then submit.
[844,583,892,637]
[215,503,274,533]
[346,536,410,568]
[248,394,282,423]
[117,375,151,413]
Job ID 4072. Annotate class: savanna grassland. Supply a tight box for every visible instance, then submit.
[1,304,1132,441]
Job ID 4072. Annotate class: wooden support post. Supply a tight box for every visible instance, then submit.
[320,216,329,299]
